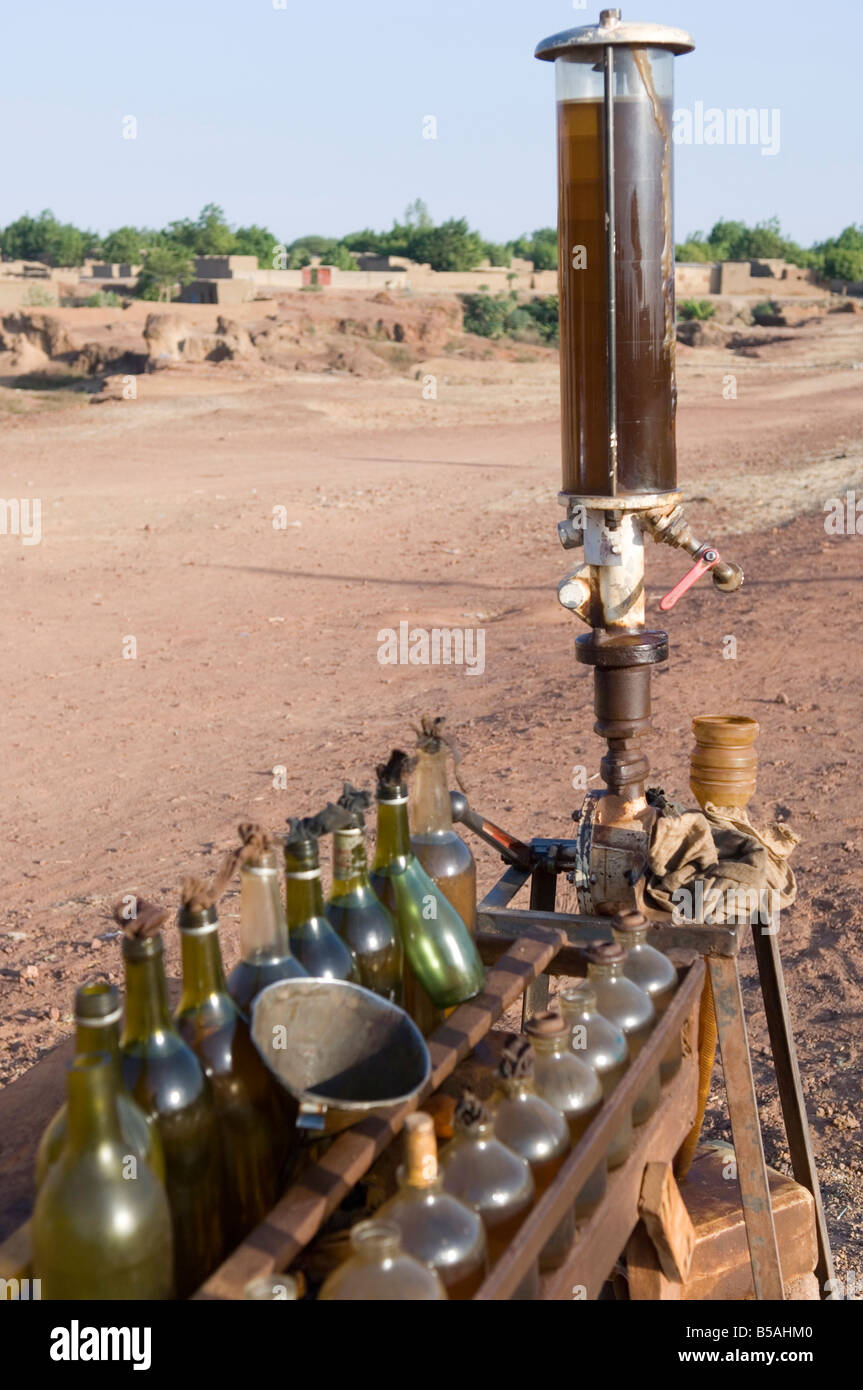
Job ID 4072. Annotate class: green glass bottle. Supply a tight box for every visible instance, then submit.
[119,907,224,1299]
[33,1054,173,1300]
[283,817,358,981]
[174,878,290,1250]
[36,981,165,1191]
[226,823,307,1014]
[369,750,485,1028]
[409,717,477,934]
[325,785,402,1003]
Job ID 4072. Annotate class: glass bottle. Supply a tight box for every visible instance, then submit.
[585,942,660,1126]
[244,1274,299,1300]
[227,824,307,1014]
[32,1053,173,1300]
[174,889,289,1251]
[612,911,681,1082]
[440,1089,539,1300]
[318,1219,447,1301]
[325,786,403,1003]
[559,981,632,1169]
[283,818,358,981]
[376,1111,487,1299]
[409,717,477,934]
[525,1011,606,1218]
[36,981,165,1190]
[491,1037,573,1272]
[369,750,484,1029]
[120,923,224,1299]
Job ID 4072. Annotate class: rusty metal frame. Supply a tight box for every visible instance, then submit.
[475,835,833,1301]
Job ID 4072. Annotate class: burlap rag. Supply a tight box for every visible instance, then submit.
[645,802,797,922]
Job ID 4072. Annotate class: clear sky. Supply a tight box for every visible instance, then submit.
[1,0,859,249]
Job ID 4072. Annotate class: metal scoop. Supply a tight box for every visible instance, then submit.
[250,977,431,1133]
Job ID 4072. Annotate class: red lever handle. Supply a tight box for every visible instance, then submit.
[660,548,720,612]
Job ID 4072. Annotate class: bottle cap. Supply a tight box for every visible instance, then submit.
[524,1010,567,1038]
[454,1089,489,1132]
[613,911,648,934]
[585,941,626,965]
[404,1111,439,1186]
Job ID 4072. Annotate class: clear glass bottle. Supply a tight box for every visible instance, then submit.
[325,786,403,1003]
[36,981,165,1190]
[377,1111,487,1299]
[525,1010,606,1218]
[409,717,477,934]
[318,1219,447,1301]
[284,818,358,982]
[585,942,660,1126]
[120,918,224,1299]
[613,911,681,1082]
[440,1089,539,1300]
[227,824,307,1014]
[491,1037,573,1272]
[244,1274,299,1300]
[369,750,484,1031]
[32,1053,174,1300]
[174,886,290,1250]
[559,981,632,1169]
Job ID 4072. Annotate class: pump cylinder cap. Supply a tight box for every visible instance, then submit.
[535,12,694,62]
[613,911,648,933]
[585,941,626,965]
[525,1010,568,1038]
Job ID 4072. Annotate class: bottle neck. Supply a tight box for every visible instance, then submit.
[409,748,454,836]
[331,827,370,895]
[179,917,229,1005]
[530,1033,568,1058]
[239,863,291,960]
[587,960,623,983]
[284,846,326,924]
[66,1057,123,1155]
[372,794,412,869]
[613,928,647,951]
[499,1076,534,1100]
[122,939,175,1043]
[404,1120,439,1189]
[76,1013,123,1073]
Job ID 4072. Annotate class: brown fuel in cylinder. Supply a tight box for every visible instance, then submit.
[557,65,676,496]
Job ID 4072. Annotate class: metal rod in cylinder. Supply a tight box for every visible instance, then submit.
[603,44,618,497]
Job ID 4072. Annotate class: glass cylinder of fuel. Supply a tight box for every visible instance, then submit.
[536,12,694,497]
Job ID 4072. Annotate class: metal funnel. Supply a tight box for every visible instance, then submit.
[250,977,431,1133]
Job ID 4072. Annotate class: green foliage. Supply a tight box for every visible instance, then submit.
[84,291,123,307]
[752,300,781,323]
[23,284,57,306]
[408,218,485,271]
[101,226,148,264]
[1,210,100,267]
[511,228,557,271]
[675,217,820,270]
[135,246,195,302]
[678,298,717,322]
[461,292,559,345]
[233,223,279,266]
[817,225,863,283]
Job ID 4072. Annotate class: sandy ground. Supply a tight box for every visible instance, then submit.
[1,302,862,1285]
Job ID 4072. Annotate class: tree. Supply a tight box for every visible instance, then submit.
[136,246,194,302]
[1,209,98,267]
[101,226,147,264]
[233,223,279,267]
[193,203,236,255]
[512,228,557,271]
[407,217,485,271]
[404,198,433,230]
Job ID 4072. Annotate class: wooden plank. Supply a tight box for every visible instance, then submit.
[709,953,785,1301]
[473,958,703,1300]
[478,905,740,959]
[626,1223,682,1301]
[638,1161,696,1282]
[193,926,566,1299]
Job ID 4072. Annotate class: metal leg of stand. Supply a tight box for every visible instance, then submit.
[751,921,835,1294]
[520,867,556,1029]
[708,953,785,1301]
